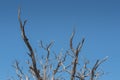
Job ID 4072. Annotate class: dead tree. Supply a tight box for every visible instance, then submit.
[12,9,108,80]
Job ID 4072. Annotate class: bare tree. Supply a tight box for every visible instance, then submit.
[11,9,108,80]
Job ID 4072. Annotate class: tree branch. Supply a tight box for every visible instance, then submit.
[70,31,85,80]
[18,8,42,80]
[90,56,108,80]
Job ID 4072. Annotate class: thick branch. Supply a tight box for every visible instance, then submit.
[18,8,42,80]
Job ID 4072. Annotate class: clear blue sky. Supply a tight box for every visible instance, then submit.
[0,0,120,80]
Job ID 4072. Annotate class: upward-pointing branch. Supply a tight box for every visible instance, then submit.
[18,8,42,80]
[70,31,85,80]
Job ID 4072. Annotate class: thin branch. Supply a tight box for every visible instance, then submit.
[70,30,75,53]
[40,41,54,61]
[13,61,24,80]
[90,56,108,80]
[70,31,85,80]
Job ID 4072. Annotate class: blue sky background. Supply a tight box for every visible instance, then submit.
[0,0,120,80]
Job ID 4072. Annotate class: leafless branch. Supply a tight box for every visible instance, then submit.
[18,8,42,80]
[13,60,30,80]
[90,56,108,80]
[70,30,75,53]
[13,61,23,80]
[70,31,85,80]
[40,41,54,61]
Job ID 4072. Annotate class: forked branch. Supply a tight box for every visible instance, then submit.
[90,56,108,80]
[70,31,85,80]
[18,8,42,80]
